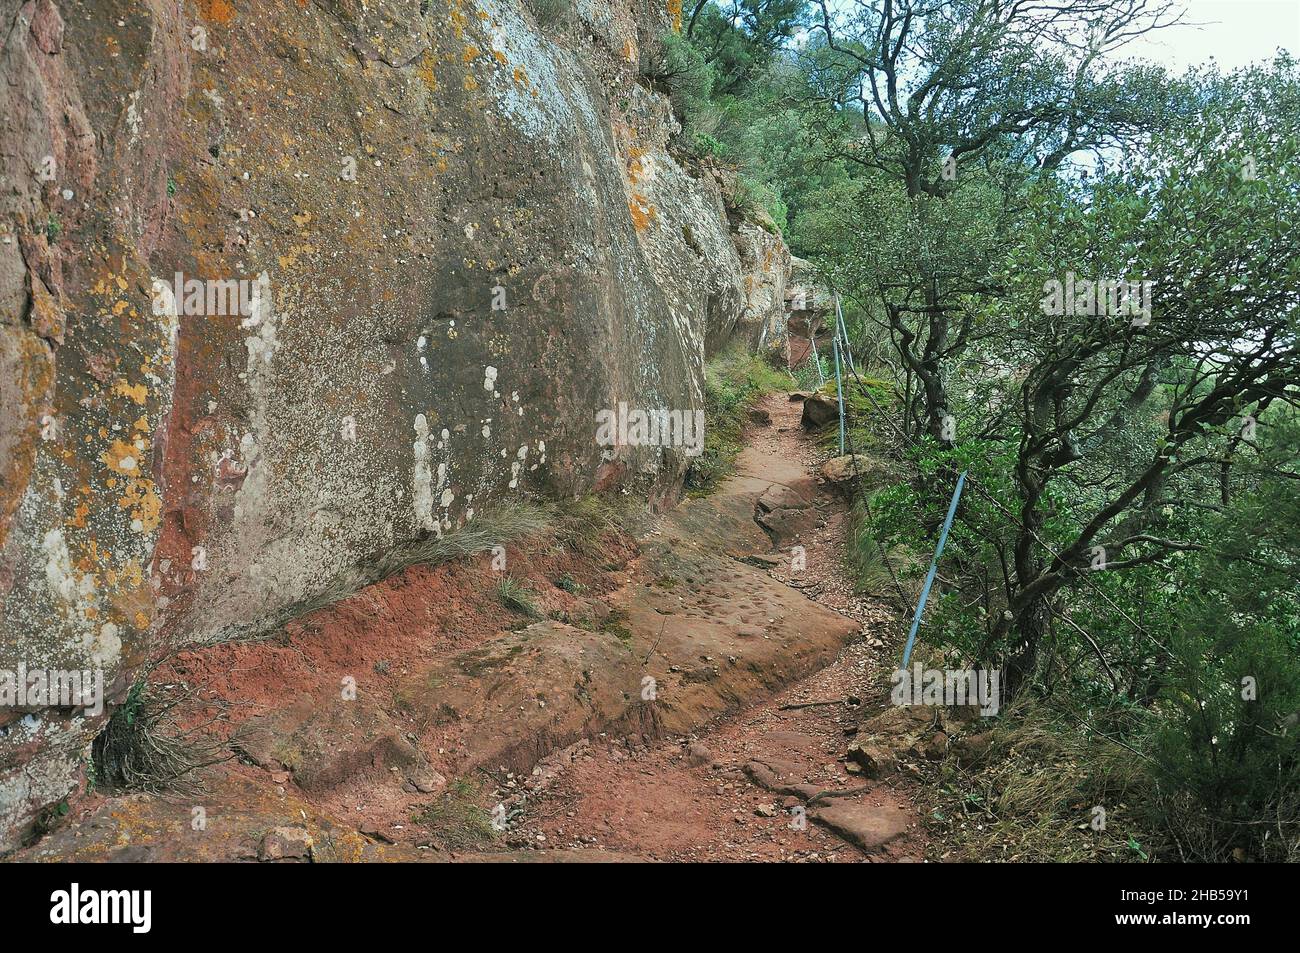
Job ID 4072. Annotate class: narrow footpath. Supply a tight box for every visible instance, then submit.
[21,392,922,863]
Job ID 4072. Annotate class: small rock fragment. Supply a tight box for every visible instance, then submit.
[259,826,313,861]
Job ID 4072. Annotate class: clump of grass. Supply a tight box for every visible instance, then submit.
[496,576,541,618]
[846,494,914,606]
[686,345,792,495]
[374,502,552,580]
[921,700,1150,863]
[90,679,227,796]
[598,607,635,645]
[556,572,582,593]
[413,778,499,850]
[551,493,647,557]
[45,214,62,242]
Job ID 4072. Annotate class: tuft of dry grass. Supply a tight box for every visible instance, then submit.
[90,678,229,796]
[413,778,499,851]
[496,576,541,618]
[921,699,1154,863]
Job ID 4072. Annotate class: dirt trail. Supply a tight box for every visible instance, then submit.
[494,393,922,862]
[19,392,920,863]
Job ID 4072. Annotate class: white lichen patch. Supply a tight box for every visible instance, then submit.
[125,90,143,143]
[412,414,436,533]
[81,622,122,667]
[242,273,278,368]
[41,529,78,604]
[477,0,574,144]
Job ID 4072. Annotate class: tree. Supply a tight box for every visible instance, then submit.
[966,57,1300,693]
[686,0,812,95]
[802,0,1183,441]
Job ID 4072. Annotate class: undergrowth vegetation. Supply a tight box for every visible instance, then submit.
[685,345,790,494]
[90,678,226,796]
[496,576,542,619]
[921,700,1153,862]
[666,1,1300,863]
[413,778,499,851]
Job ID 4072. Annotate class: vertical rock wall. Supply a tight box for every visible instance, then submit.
[0,0,790,849]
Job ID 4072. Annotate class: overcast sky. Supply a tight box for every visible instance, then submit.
[1126,0,1299,71]
[801,1,1299,71]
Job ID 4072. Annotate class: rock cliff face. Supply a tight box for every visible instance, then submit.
[0,0,790,850]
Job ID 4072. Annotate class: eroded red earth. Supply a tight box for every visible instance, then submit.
[24,393,923,863]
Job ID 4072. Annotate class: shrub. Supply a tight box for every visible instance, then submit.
[525,0,574,30]
[641,31,715,119]
[692,131,729,159]
[90,679,226,795]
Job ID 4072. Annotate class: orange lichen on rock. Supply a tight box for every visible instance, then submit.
[198,0,236,25]
[0,332,55,548]
[668,0,683,32]
[119,478,162,533]
[627,146,654,185]
[630,194,658,231]
[101,438,143,477]
[417,50,439,92]
[114,380,148,405]
[448,0,469,39]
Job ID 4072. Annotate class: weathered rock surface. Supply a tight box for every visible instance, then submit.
[755,502,816,547]
[684,741,714,767]
[846,740,899,779]
[819,454,874,486]
[16,406,861,861]
[809,801,911,852]
[849,703,991,777]
[754,480,814,545]
[259,826,314,862]
[0,0,792,848]
[756,483,809,513]
[784,256,832,370]
[233,694,420,794]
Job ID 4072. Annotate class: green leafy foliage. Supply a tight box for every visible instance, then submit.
[678,3,1299,862]
[686,346,789,494]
